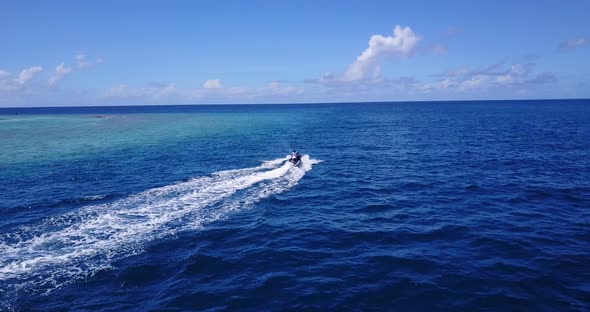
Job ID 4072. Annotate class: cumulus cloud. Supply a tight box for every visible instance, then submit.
[202,79,222,89]
[48,63,73,86]
[76,53,104,69]
[17,66,43,85]
[343,25,421,81]
[560,38,589,51]
[311,25,422,86]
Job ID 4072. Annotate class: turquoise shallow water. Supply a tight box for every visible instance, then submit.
[0,112,296,165]
[0,101,589,311]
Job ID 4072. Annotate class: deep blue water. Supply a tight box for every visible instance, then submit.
[1,100,589,311]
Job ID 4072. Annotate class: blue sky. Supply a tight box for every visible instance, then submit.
[0,0,589,106]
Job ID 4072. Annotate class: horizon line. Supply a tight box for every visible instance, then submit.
[1,97,589,109]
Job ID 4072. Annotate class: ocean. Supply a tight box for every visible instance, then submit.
[0,100,589,311]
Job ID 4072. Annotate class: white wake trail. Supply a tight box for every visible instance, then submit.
[0,155,320,296]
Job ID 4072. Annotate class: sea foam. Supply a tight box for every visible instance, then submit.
[0,155,320,297]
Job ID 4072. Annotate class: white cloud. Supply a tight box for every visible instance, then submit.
[0,70,16,92]
[1,66,43,92]
[48,63,73,86]
[560,38,589,51]
[343,25,421,81]
[0,54,105,99]
[47,54,102,86]
[203,79,222,89]
[423,63,556,93]
[307,61,557,101]
[76,53,104,69]
[17,66,43,85]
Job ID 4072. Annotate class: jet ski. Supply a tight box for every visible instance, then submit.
[289,153,302,167]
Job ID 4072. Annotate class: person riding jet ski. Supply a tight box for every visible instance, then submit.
[289,150,302,166]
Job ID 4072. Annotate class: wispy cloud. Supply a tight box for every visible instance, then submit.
[76,53,104,69]
[0,66,47,106]
[17,66,43,85]
[46,54,103,86]
[0,66,43,93]
[308,61,556,100]
[104,81,303,104]
[48,63,73,86]
[106,83,179,100]
[559,38,589,51]
[423,63,556,93]
[0,70,16,92]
